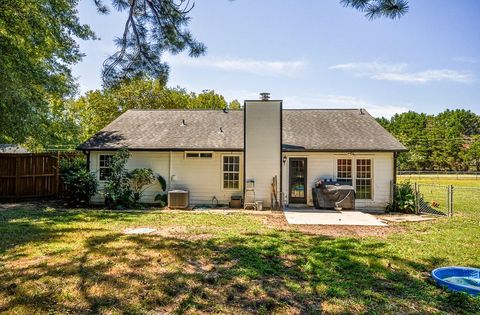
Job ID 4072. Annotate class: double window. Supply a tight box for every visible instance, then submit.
[223,155,240,190]
[336,158,372,199]
[99,155,113,181]
[185,152,213,159]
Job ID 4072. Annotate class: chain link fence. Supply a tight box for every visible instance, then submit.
[450,186,480,219]
[392,181,480,218]
[414,184,451,216]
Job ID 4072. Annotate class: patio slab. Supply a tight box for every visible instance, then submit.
[284,208,388,226]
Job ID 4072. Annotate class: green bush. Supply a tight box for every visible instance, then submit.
[154,175,168,207]
[60,157,98,207]
[104,148,133,209]
[386,182,416,213]
[128,168,156,204]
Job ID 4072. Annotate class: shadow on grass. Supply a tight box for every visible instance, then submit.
[0,208,478,314]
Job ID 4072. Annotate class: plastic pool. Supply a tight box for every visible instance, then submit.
[432,266,480,296]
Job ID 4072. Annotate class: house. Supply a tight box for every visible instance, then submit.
[78,96,406,209]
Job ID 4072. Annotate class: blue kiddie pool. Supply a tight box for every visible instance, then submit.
[432,266,480,296]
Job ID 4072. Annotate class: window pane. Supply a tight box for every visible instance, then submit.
[223,155,240,189]
[356,159,372,199]
[337,159,352,185]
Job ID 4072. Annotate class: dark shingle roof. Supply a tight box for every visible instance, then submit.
[78,109,406,152]
[282,109,406,151]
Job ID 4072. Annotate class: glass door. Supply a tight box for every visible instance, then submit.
[289,158,307,204]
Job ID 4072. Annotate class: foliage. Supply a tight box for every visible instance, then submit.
[96,0,206,87]
[154,175,167,207]
[154,193,168,207]
[341,0,409,20]
[0,0,95,145]
[379,109,480,171]
[104,148,133,209]
[60,157,98,207]
[157,175,167,192]
[128,168,156,203]
[71,78,238,141]
[386,182,415,213]
[1,0,407,149]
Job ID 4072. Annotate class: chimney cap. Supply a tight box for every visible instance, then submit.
[259,92,270,101]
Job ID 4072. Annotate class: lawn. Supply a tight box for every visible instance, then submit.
[0,198,479,314]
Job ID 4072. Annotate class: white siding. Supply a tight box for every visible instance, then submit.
[282,152,394,209]
[89,150,393,209]
[245,101,282,207]
[90,151,242,205]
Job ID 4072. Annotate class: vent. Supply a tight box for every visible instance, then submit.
[168,190,189,209]
[259,92,270,101]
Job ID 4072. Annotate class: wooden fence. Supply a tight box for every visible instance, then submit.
[0,153,61,199]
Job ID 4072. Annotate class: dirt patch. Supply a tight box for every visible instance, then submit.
[263,212,404,238]
[153,225,214,240]
[378,213,437,222]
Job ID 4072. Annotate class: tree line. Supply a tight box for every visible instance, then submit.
[377,110,480,171]
[11,78,241,152]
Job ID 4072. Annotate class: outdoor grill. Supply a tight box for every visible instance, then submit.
[312,181,355,210]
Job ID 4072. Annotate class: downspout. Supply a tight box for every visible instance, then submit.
[393,152,398,185]
[168,151,172,190]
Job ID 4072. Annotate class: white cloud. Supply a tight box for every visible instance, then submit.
[454,56,479,64]
[330,62,473,83]
[164,54,307,76]
[283,94,409,118]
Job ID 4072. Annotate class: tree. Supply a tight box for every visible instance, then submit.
[0,0,95,145]
[341,0,409,20]
[98,0,409,86]
[128,168,156,203]
[97,0,207,87]
[104,148,133,209]
[378,110,480,171]
[193,90,228,109]
[465,136,480,171]
[70,78,241,141]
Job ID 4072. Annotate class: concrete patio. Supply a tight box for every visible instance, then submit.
[284,208,388,226]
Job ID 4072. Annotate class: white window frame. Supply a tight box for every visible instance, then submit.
[355,158,373,200]
[98,154,114,181]
[334,156,374,200]
[221,154,241,191]
[184,151,213,159]
[336,158,353,186]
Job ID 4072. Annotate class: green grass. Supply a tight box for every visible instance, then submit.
[398,175,480,218]
[0,198,479,313]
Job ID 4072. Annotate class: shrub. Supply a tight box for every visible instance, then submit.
[154,175,168,207]
[104,148,133,209]
[128,168,156,204]
[60,157,98,207]
[386,182,416,213]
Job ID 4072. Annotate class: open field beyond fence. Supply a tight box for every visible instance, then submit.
[398,175,480,218]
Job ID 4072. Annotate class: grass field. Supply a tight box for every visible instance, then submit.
[398,175,480,218]
[0,177,479,314]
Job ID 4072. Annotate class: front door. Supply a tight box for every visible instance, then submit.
[289,158,307,204]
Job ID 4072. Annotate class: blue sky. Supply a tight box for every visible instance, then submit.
[73,0,480,117]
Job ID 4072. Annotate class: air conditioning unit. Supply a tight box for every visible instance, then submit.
[168,190,189,209]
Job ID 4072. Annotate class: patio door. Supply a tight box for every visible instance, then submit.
[289,158,307,204]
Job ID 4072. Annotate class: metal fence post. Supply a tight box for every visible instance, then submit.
[448,185,454,217]
[414,182,419,214]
